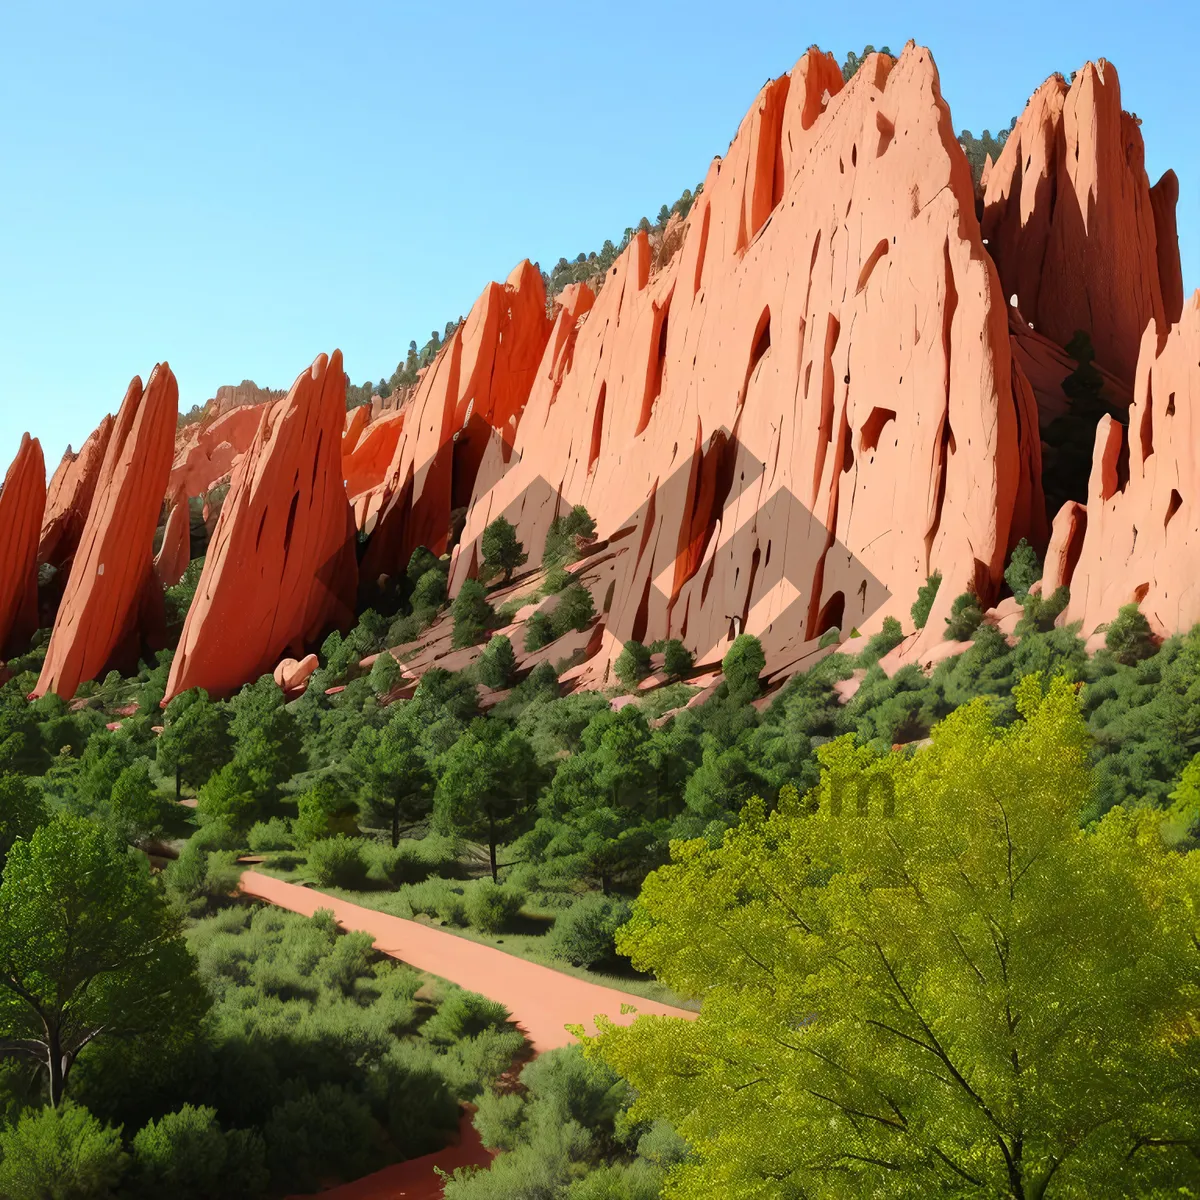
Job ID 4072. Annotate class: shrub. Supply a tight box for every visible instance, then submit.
[364,839,434,887]
[662,639,694,680]
[292,780,350,848]
[944,591,984,642]
[263,1083,374,1193]
[451,579,495,649]
[0,1103,127,1200]
[478,635,518,689]
[524,611,555,652]
[247,817,292,852]
[543,505,596,569]
[543,564,571,593]
[1004,538,1042,602]
[372,1047,462,1157]
[1105,603,1157,666]
[551,584,595,636]
[911,572,942,629]
[1017,585,1070,636]
[722,635,765,704]
[421,989,514,1045]
[164,845,241,915]
[547,893,633,968]
[856,616,905,667]
[369,650,402,694]
[614,640,651,690]
[130,1104,267,1200]
[464,880,527,934]
[410,567,449,616]
[481,517,527,583]
[306,835,369,888]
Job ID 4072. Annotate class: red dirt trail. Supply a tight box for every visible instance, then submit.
[239,871,696,1199]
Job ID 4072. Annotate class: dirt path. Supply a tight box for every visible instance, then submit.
[244,871,696,1198]
[240,871,695,1051]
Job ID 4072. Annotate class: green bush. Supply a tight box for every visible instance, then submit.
[547,893,633,968]
[478,635,518,689]
[543,564,572,594]
[1004,538,1042,602]
[944,591,984,642]
[247,817,292,853]
[614,640,652,690]
[543,505,596,569]
[662,639,694,680]
[1105,603,1157,666]
[911,572,942,630]
[856,616,905,667]
[164,845,242,915]
[421,989,514,1045]
[464,880,527,933]
[364,839,434,887]
[451,579,495,649]
[129,1104,267,1200]
[551,584,595,636]
[1016,585,1070,636]
[0,1103,127,1200]
[524,611,555,652]
[263,1083,374,1193]
[306,835,370,888]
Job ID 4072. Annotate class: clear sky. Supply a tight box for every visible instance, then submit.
[2,0,1196,465]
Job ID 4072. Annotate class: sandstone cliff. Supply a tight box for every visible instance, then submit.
[0,435,46,657]
[38,414,113,572]
[164,351,358,702]
[33,366,178,698]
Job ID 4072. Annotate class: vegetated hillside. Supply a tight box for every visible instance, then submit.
[1,37,1199,1200]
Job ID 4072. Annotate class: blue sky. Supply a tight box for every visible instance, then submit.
[2,0,1196,464]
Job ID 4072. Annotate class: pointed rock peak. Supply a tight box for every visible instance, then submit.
[0,433,47,656]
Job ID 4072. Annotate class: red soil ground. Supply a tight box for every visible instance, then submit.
[239,871,696,1199]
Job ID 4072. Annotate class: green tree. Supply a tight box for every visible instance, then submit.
[349,717,435,847]
[587,677,1200,1198]
[451,579,495,649]
[524,611,554,652]
[478,635,518,689]
[435,721,542,881]
[0,815,208,1106]
[662,639,694,681]
[369,649,402,695]
[0,1103,127,1200]
[911,570,942,629]
[552,583,595,636]
[544,506,597,569]
[614,640,652,690]
[0,771,46,872]
[1004,538,1043,602]
[1105,603,1157,666]
[943,590,984,641]
[481,517,528,584]
[722,634,765,705]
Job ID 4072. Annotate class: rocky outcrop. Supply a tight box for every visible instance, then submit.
[438,44,1040,680]
[164,351,358,702]
[0,435,47,657]
[344,409,406,531]
[211,380,285,416]
[273,653,319,698]
[982,62,1182,383]
[170,403,266,497]
[38,414,114,571]
[154,492,191,588]
[1063,296,1200,638]
[33,366,178,698]
[360,261,552,585]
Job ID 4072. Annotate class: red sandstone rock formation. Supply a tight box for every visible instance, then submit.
[33,366,178,698]
[273,652,319,698]
[38,414,113,571]
[1062,296,1200,638]
[211,380,285,416]
[170,403,266,497]
[154,491,191,588]
[440,44,1040,680]
[343,403,371,456]
[982,62,1182,383]
[360,261,553,583]
[344,409,406,531]
[164,351,358,702]
[0,435,47,657]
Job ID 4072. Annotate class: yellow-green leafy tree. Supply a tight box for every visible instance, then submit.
[584,677,1200,1198]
